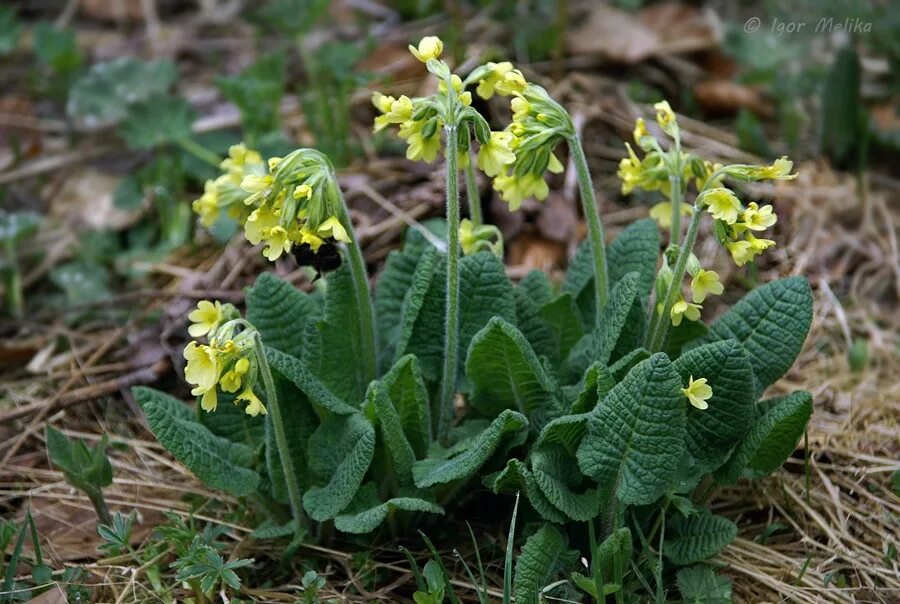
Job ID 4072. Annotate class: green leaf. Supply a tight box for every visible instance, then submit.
[697,277,812,397]
[518,270,553,305]
[33,22,82,74]
[368,382,416,486]
[577,353,685,505]
[0,210,41,243]
[132,387,259,496]
[534,413,589,454]
[333,483,443,534]
[407,251,516,382]
[267,378,318,501]
[314,262,372,403]
[247,272,321,361]
[514,288,556,368]
[265,347,358,416]
[67,58,178,122]
[382,355,431,457]
[714,391,813,484]
[413,410,528,488]
[46,427,113,491]
[303,413,376,521]
[592,527,632,590]
[673,340,755,470]
[216,51,286,140]
[118,95,196,149]
[664,508,737,565]
[565,272,641,383]
[466,317,562,432]
[375,228,437,371]
[531,446,600,521]
[483,459,567,524]
[677,566,733,603]
[395,247,439,362]
[0,7,21,55]
[539,294,584,367]
[819,45,862,167]
[514,525,569,604]
[199,390,264,447]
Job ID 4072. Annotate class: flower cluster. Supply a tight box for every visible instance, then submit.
[373,37,574,211]
[182,300,267,416]
[655,253,725,327]
[192,145,350,262]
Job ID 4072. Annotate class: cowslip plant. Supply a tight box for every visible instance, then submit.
[133,37,814,602]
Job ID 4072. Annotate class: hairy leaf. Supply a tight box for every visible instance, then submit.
[303,413,376,521]
[518,270,554,306]
[133,387,259,496]
[484,459,567,524]
[382,355,431,457]
[368,381,416,486]
[412,410,528,488]
[673,340,755,470]
[677,566,733,603]
[514,288,556,367]
[199,390,264,447]
[466,317,562,432]
[531,446,600,521]
[68,58,178,122]
[395,247,439,362]
[118,95,195,149]
[664,508,737,565]
[698,277,812,397]
[334,483,443,534]
[266,347,357,416]
[540,294,584,367]
[577,353,685,504]
[534,413,590,454]
[565,273,641,382]
[514,525,569,604]
[593,527,633,589]
[715,391,813,484]
[247,272,321,361]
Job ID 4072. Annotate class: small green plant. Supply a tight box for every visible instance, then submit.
[45,426,114,525]
[0,512,53,603]
[0,211,40,318]
[134,37,814,601]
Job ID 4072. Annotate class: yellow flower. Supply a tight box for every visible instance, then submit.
[183,342,219,396]
[238,387,267,416]
[547,153,564,174]
[299,227,325,251]
[243,207,279,246]
[267,157,282,172]
[649,201,693,229]
[406,132,441,163]
[192,180,220,227]
[759,156,796,180]
[682,376,712,410]
[219,357,250,393]
[703,188,742,224]
[476,61,513,99]
[739,202,777,231]
[221,143,263,182]
[293,183,313,200]
[200,388,218,412]
[654,100,676,132]
[690,269,723,303]
[670,296,702,327]
[459,219,477,255]
[477,131,516,177]
[633,117,651,146]
[316,216,350,243]
[188,300,223,338]
[726,234,775,266]
[510,96,530,122]
[373,94,413,132]
[495,69,527,96]
[240,173,273,194]
[262,226,291,261]
[408,36,443,62]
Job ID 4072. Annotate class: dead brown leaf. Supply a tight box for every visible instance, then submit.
[47,168,145,232]
[26,585,68,604]
[507,233,566,273]
[535,192,578,242]
[693,80,773,117]
[567,2,719,63]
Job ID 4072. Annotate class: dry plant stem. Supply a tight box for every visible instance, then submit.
[646,204,702,352]
[256,339,306,535]
[569,134,609,317]
[464,156,483,227]
[333,180,378,384]
[437,123,461,444]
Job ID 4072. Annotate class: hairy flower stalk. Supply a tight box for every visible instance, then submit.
[464,156,483,227]
[438,123,461,441]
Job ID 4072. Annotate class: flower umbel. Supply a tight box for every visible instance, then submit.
[682,376,712,410]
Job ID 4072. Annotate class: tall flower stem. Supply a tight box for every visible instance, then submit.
[256,341,306,534]
[332,179,378,384]
[176,137,222,168]
[569,134,610,319]
[437,124,461,443]
[464,156,483,227]
[669,173,683,244]
[645,205,702,352]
